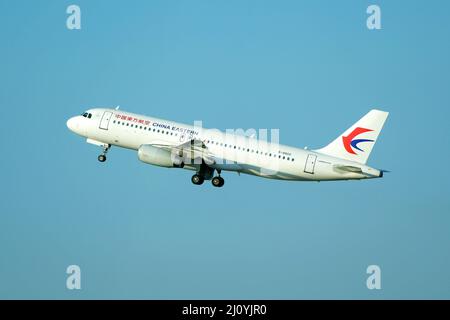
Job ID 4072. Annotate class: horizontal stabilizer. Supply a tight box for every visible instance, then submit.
[333,165,363,173]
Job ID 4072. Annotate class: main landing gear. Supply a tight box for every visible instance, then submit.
[191,174,205,185]
[98,144,111,163]
[191,170,225,187]
[211,176,225,188]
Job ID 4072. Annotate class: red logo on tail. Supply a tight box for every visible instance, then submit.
[342,127,374,155]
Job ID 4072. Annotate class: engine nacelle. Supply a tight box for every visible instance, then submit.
[138,145,183,168]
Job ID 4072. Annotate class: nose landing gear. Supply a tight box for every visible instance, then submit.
[98,144,111,163]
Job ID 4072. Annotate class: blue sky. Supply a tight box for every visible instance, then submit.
[0,0,449,299]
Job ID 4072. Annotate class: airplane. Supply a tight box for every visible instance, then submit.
[66,108,389,187]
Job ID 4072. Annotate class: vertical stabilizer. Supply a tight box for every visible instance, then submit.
[315,109,389,164]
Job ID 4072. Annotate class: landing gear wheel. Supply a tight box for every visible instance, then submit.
[191,174,204,185]
[212,176,225,187]
[97,144,111,163]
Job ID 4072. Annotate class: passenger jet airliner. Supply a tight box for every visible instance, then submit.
[67,108,388,187]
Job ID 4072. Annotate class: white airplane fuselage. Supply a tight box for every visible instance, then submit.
[67,108,385,185]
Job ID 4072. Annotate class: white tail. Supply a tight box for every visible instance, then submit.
[315,109,389,164]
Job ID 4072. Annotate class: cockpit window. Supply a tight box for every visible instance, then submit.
[88,113,92,118]
[81,112,92,118]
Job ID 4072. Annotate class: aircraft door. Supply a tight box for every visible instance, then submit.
[99,111,113,130]
[304,154,317,174]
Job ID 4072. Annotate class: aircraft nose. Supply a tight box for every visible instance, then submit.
[66,116,80,133]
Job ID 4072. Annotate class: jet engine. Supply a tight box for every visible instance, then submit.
[138,145,184,168]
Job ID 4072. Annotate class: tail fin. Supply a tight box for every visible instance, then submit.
[315,109,389,164]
